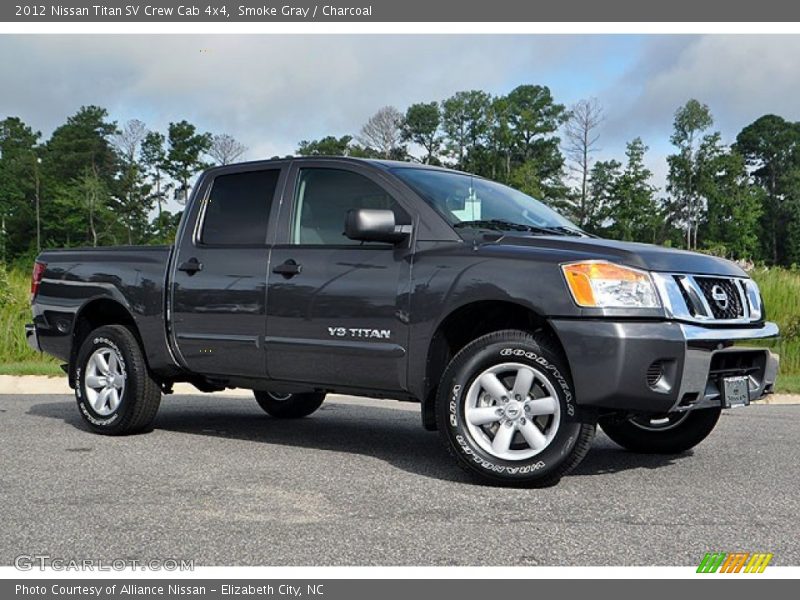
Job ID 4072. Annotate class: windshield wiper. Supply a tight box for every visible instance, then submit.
[453,219,583,236]
[547,225,588,237]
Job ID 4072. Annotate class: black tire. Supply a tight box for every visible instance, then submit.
[436,329,596,487]
[599,407,721,454]
[74,324,161,435]
[253,391,326,418]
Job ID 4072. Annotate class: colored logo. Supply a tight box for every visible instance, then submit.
[697,552,773,573]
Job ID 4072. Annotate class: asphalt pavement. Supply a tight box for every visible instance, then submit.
[1,393,798,566]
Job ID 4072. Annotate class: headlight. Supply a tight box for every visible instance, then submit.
[742,279,763,320]
[562,261,660,308]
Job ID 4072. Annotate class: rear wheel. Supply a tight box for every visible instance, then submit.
[436,329,595,487]
[74,324,161,435]
[599,407,721,454]
[254,391,326,418]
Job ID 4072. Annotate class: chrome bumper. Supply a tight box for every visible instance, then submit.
[25,324,41,352]
[673,321,779,411]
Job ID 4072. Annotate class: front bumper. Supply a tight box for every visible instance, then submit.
[549,319,779,414]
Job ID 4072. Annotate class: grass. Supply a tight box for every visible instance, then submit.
[775,374,800,394]
[0,360,63,376]
[750,267,800,377]
[1,264,799,392]
[0,267,63,377]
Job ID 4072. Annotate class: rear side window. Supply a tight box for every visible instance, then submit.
[200,169,280,245]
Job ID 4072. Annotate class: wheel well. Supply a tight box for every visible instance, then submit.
[69,299,145,386]
[421,301,562,430]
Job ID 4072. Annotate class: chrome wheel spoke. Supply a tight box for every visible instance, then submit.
[519,420,548,450]
[511,367,535,400]
[492,422,516,454]
[85,374,105,389]
[107,388,121,412]
[526,396,557,416]
[466,405,504,426]
[479,372,509,401]
[94,352,110,375]
[107,352,119,375]
[94,387,112,412]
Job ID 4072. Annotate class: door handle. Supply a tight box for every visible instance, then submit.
[272,259,303,278]
[178,257,203,275]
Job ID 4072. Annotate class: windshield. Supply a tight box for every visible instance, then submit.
[391,167,582,236]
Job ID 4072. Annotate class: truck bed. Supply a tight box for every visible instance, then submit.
[32,245,177,374]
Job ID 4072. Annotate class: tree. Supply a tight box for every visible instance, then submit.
[505,85,568,203]
[606,138,661,243]
[0,117,40,259]
[74,167,108,247]
[563,98,604,228]
[41,106,119,249]
[441,91,491,170]
[208,133,247,165]
[666,99,714,250]
[112,119,151,244]
[698,138,763,260]
[402,102,442,164]
[296,135,354,156]
[43,106,118,184]
[140,131,169,219]
[113,119,147,164]
[735,114,800,264]
[587,158,622,234]
[506,85,567,158]
[164,121,211,204]
[357,106,405,159]
[485,96,516,181]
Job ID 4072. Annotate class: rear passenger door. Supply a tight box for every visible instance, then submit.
[170,165,285,377]
[265,162,414,393]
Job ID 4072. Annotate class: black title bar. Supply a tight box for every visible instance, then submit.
[4,0,800,22]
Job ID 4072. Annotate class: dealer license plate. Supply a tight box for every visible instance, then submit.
[722,376,750,408]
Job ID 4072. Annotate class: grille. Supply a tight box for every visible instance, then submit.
[694,277,745,320]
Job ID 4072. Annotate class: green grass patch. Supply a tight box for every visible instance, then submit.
[0,361,63,376]
[774,374,800,394]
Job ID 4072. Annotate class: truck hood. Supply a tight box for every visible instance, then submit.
[486,234,747,277]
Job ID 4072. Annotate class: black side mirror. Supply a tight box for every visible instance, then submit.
[344,209,410,244]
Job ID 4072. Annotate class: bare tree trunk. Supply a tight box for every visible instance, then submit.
[156,173,162,218]
[89,206,97,247]
[564,98,604,227]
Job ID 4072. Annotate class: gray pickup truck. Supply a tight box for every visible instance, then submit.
[27,157,779,486]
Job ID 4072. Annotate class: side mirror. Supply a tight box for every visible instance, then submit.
[344,209,410,244]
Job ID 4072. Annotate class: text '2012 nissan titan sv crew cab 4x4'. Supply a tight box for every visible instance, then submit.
[26,157,780,486]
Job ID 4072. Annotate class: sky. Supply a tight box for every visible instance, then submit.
[2,34,800,210]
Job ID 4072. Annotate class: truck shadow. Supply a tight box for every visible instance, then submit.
[27,396,691,484]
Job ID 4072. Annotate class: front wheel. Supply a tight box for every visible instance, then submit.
[253,391,326,418]
[436,330,596,487]
[599,407,721,454]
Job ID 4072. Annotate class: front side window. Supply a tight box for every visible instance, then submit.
[200,169,280,245]
[291,168,407,245]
